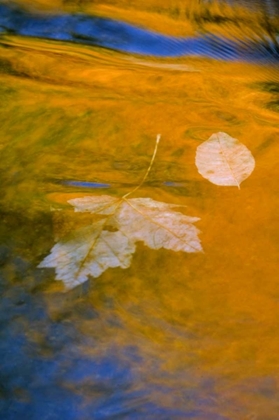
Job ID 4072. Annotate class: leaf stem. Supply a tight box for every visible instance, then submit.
[122,134,161,199]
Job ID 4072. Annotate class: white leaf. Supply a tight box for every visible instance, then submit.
[69,196,202,253]
[195,132,255,188]
[38,220,136,290]
[39,195,202,290]
[112,197,201,253]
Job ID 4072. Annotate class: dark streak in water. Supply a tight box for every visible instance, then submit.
[63,181,111,189]
[56,179,200,192]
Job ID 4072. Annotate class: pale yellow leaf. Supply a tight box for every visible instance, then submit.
[39,195,202,290]
[38,220,136,290]
[69,196,202,253]
[195,132,255,188]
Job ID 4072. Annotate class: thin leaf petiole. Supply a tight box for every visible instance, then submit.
[123,134,161,199]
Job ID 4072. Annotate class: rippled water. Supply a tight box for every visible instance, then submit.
[1,1,279,419]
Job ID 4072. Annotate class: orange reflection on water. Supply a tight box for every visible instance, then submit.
[1,9,279,417]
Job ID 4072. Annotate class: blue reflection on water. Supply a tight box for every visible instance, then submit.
[0,3,278,62]
[63,181,111,189]
[0,261,232,420]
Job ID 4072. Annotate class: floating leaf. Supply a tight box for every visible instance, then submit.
[195,132,255,187]
[39,134,202,290]
[39,195,202,290]
[38,220,136,290]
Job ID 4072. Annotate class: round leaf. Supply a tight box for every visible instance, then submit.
[195,132,255,187]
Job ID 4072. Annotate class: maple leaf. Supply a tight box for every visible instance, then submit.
[38,196,202,290]
[38,220,136,290]
[38,135,202,290]
[70,195,202,252]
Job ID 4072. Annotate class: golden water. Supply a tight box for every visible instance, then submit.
[1,1,279,418]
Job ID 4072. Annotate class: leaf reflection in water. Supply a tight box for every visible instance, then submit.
[39,195,202,290]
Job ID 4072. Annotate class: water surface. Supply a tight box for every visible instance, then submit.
[1,1,279,419]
